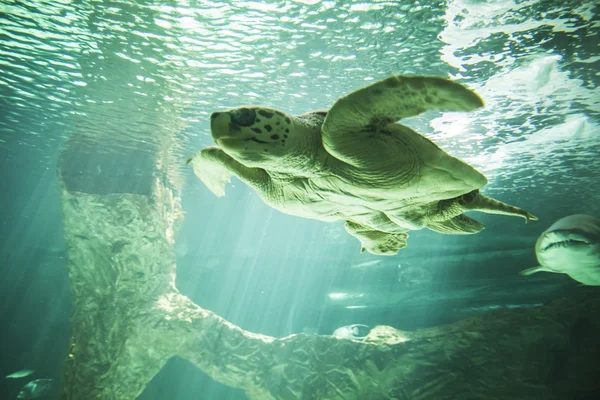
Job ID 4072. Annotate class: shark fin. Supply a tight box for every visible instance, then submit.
[519,265,548,276]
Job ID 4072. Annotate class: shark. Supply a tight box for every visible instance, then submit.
[520,214,600,285]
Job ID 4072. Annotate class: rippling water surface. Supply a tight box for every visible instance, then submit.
[1,0,599,398]
[2,0,598,196]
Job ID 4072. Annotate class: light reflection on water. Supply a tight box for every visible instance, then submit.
[1,0,598,199]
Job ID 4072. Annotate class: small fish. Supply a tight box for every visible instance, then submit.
[5,369,34,379]
[520,214,600,285]
[17,379,53,399]
[350,260,381,269]
[332,324,371,340]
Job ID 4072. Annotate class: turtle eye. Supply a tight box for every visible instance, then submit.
[231,108,256,127]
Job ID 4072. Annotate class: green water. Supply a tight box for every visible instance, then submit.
[1,0,598,399]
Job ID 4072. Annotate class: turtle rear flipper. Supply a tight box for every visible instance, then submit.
[427,214,484,235]
[344,221,408,256]
[434,190,538,223]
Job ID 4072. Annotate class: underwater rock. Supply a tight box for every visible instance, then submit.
[58,147,600,400]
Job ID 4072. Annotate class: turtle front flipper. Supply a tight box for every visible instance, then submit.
[344,221,408,256]
[322,75,483,162]
[187,147,271,197]
[427,214,484,235]
[433,190,538,223]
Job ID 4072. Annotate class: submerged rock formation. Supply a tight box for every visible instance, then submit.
[58,137,600,400]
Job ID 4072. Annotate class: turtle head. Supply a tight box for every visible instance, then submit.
[210,106,321,172]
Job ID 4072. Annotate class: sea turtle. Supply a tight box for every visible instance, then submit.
[187,75,537,255]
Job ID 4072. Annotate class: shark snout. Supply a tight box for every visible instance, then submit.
[527,214,600,285]
[538,230,593,253]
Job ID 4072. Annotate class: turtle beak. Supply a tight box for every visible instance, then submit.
[210,112,232,142]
